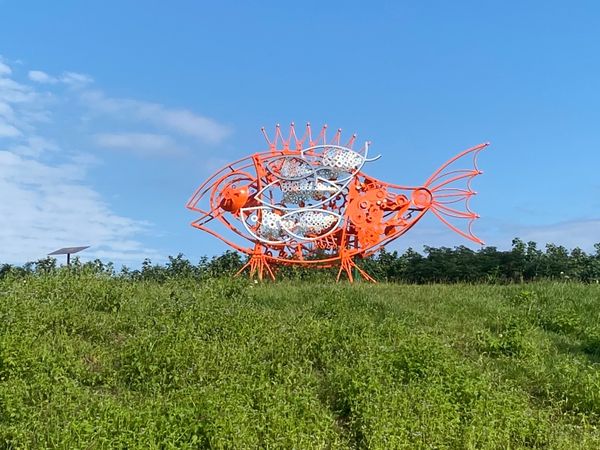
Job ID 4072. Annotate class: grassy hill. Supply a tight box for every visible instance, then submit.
[1,276,599,448]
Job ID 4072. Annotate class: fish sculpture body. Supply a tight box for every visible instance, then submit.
[187,123,489,281]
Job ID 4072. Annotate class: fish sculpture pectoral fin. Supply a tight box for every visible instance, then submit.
[422,142,490,244]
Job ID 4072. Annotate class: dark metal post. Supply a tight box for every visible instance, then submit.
[67,253,71,266]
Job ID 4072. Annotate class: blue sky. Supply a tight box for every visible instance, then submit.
[1,0,599,265]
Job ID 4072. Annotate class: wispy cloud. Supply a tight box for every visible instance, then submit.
[0,122,21,137]
[28,69,93,86]
[0,57,158,264]
[94,132,184,157]
[0,60,11,76]
[28,70,55,83]
[509,219,600,251]
[61,71,93,86]
[0,55,233,264]
[26,67,230,155]
[0,76,39,105]
[9,135,59,157]
[385,215,600,255]
[0,150,156,264]
[81,90,231,144]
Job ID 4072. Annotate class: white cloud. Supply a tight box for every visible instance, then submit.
[0,77,39,104]
[509,219,600,251]
[28,69,93,86]
[9,136,59,157]
[60,71,93,86]
[383,214,600,255]
[0,62,11,76]
[25,75,231,145]
[94,132,184,156]
[0,54,232,264]
[0,101,15,119]
[28,70,57,83]
[0,122,21,137]
[0,150,158,264]
[81,90,231,144]
[0,58,158,265]
[0,75,50,137]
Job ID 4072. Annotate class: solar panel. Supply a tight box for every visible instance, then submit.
[48,246,90,256]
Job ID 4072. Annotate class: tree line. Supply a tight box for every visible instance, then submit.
[1,238,599,283]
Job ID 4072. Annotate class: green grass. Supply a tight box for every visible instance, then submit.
[1,276,600,448]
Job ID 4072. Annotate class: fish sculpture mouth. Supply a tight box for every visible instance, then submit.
[186,122,489,281]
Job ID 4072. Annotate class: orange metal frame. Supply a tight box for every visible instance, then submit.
[186,123,489,282]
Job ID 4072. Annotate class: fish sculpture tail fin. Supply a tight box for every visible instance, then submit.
[420,142,490,245]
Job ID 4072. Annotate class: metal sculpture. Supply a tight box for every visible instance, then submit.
[187,123,489,282]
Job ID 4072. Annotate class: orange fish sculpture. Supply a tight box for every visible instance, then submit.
[187,123,489,282]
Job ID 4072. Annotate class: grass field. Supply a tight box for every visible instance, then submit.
[1,276,600,448]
